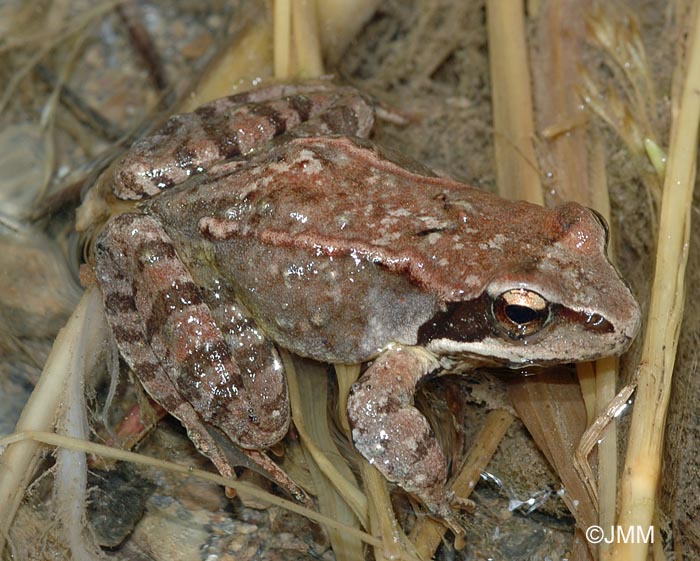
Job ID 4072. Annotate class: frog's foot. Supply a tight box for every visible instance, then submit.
[452,494,476,513]
[347,346,464,528]
[242,448,311,507]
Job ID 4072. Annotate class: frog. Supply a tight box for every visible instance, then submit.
[93,82,640,531]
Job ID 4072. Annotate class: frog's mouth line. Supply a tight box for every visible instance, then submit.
[426,333,635,371]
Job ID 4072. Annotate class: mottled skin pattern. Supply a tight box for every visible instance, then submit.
[115,83,373,200]
[94,83,640,530]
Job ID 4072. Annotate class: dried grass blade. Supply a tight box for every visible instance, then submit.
[285,355,365,561]
[612,1,700,559]
[274,0,293,79]
[184,20,273,110]
[291,0,324,77]
[574,383,635,502]
[531,4,636,559]
[0,430,403,555]
[301,0,379,65]
[360,460,417,561]
[282,352,369,527]
[592,355,620,561]
[486,0,543,204]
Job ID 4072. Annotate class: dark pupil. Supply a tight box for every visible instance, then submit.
[505,304,538,324]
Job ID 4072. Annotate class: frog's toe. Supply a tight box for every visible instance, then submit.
[451,494,476,513]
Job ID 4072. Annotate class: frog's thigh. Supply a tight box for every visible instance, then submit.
[115,83,373,200]
[347,346,454,520]
[95,213,289,450]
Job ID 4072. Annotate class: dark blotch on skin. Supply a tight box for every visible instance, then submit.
[114,169,142,198]
[287,94,314,122]
[198,113,243,159]
[144,280,204,338]
[194,104,218,121]
[417,294,497,344]
[132,360,164,385]
[415,227,448,237]
[103,291,137,315]
[320,105,359,136]
[110,323,143,345]
[249,104,288,136]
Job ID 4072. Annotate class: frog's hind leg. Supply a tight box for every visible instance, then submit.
[95,212,306,503]
[347,346,465,529]
[114,83,374,200]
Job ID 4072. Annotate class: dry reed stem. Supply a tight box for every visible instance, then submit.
[315,0,380,64]
[410,410,515,560]
[361,460,415,561]
[334,364,357,434]
[274,0,293,79]
[183,23,273,110]
[611,1,700,559]
[486,0,543,205]
[593,356,620,561]
[533,5,632,557]
[576,361,597,426]
[291,0,324,78]
[274,0,325,80]
[0,287,106,555]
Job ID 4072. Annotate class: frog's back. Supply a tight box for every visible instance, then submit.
[144,136,621,363]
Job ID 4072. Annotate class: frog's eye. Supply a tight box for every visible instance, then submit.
[493,289,550,339]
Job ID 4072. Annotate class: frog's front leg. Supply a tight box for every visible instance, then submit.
[347,346,463,525]
[95,212,305,502]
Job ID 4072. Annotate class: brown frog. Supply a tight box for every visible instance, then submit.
[93,83,640,530]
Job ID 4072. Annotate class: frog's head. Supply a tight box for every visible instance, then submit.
[419,202,641,368]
